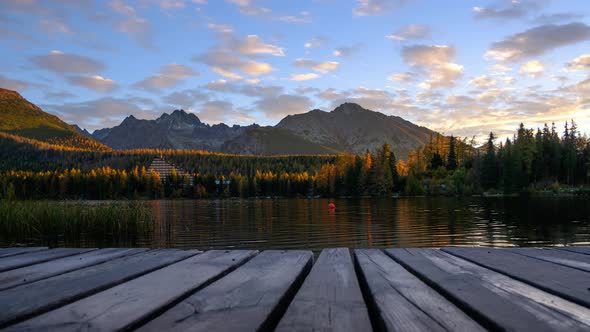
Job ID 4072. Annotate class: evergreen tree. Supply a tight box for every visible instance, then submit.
[447,135,457,171]
[481,132,498,189]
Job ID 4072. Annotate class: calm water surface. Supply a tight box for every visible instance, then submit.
[132,197,589,251]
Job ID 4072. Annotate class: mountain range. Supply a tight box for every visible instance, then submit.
[0,88,437,158]
[86,102,435,158]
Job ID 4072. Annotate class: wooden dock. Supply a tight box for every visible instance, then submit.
[0,246,589,331]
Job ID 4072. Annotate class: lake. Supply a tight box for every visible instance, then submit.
[3,197,589,251]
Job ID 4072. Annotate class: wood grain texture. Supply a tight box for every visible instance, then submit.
[356,249,483,332]
[443,247,590,308]
[388,248,590,331]
[0,248,95,273]
[275,248,370,332]
[0,248,147,291]
[8,250,257,332]
[0,247,48,258]
[0,249,199,328]
[505,247,590,273]
[140,250,313,332]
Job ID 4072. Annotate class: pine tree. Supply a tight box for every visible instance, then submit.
[447,135,457,171]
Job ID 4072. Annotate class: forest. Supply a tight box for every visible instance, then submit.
[0,121,588,199]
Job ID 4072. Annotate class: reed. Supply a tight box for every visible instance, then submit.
[0,200,152,248]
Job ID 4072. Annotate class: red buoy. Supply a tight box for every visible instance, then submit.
[328,203,336,209]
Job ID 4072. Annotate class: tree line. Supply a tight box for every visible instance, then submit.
[0,121,588,199]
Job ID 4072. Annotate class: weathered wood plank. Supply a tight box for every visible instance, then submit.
[0,248,96,273]
[443,247,590,308]
[505,247,590,273]
[275,248,370,332]
[8,250,257,331]
[355,249,483,332]
[559,246,590,256]
[0,249,200,328]
[0,247,48,258]
[0,248,147,291]
[388,248,590,331]
[140,250,312,332]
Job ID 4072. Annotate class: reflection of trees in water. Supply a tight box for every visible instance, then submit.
[140,198,590,250]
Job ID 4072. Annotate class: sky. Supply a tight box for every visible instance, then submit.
[1,0,590,142]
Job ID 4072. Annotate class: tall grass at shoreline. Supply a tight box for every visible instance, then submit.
[0,200,153,248]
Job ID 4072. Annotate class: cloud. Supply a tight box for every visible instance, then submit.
[278,11,312,23]
[304,36,327,48]
[31,50,105,74]
[255,94,313,118]
[212,67,243,81]
[315,88,347,100]
[566,54,590,71]
[198,100,234,123]
[420,63,464,88]
[203,80,283,97]
[401,45,454,67]
[42,97,158,130]
[386,24,430,41]
[327,87,397,112]
[109,0,154,49]
[0,76,28,91]
[387,72,417,83]
[135,64,198,90]
[207,23,233,35]
[226,0,271,16]
[332,44,362,57]
[162,90,210,109]
[401,45,463,88]
[240,62,274,76]
[293,58,340,73]
[485,23,590,62]
[194,34,281,78]
[353,0,407,16]
[290,73,319,81]
[235,35,285,56]
[67,75,117,92]
[472,0,542,21]
[532,12,584,25]
[469,75,497,88]
[520,60,545,78]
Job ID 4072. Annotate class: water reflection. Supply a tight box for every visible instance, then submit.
[141,197,590,252]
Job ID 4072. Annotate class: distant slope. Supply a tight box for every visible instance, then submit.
[222,127,339,155]
[276,103,436,159]
[0,88,108,151]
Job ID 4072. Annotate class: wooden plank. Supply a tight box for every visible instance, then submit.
[0,247,49,258]
[0,248,95,272]
[355,249,484,332]
[0,249,200,328]
[505,247,590,273]
[9,250,257,331]
[275,248,370,332]
[443,247,590,308]
[388,248,590,331]
[0,248,148,291]
[558,246,590,256]
[140,250,312,332]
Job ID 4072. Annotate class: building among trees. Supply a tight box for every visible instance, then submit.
[148,157,193,185]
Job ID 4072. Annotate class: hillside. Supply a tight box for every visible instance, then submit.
[276,103,436,159]
[0,88,108,151]
[222,127,340,155]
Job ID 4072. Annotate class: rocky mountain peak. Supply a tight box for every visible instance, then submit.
[332,102,368,114]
